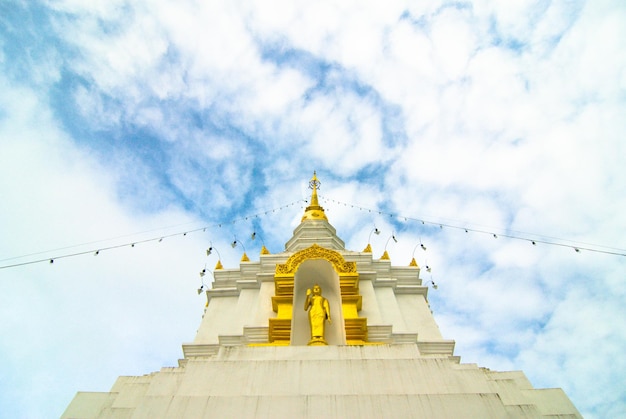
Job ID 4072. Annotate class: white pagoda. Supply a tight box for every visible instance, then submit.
[63,173,581,418]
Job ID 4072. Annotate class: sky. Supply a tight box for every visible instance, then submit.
[0,0,625,417]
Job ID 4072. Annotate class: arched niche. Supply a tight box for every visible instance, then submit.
[268,244,367,345]
[291,259,346,345]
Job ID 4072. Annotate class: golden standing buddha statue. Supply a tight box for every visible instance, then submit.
[304,284,331,345]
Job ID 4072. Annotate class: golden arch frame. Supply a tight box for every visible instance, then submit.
[276,244,357,274]
[268,244,367,344]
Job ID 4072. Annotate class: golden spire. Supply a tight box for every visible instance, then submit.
[364,228,380,253]
[309,171,321,207]
[301,171,328,221]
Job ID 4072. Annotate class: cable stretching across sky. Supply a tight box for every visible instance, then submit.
[1,197,624,271]
[318,195,626,257]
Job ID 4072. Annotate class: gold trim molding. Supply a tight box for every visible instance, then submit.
[276,244,356,275]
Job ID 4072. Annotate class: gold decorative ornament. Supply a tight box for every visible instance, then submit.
[276,244,356,275]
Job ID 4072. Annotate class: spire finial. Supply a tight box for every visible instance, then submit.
[309,171,321,207]
[301,171,328,221]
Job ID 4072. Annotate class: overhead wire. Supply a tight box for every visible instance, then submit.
[0,220,211,263]
[0,199,307,270]
[319,195,626,257]
[2,193,624,271]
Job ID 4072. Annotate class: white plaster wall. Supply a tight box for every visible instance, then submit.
[374,287,407,333]
[63,345,582,419]
[237,289,261,328]
[193,296,239,344]
[396,294,443,340]
[252,281,275,326]
[358,279,383,324]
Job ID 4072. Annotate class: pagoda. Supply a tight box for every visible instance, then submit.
[63,173,581,418]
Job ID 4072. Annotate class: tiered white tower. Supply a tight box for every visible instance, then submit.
[63,174,581,418]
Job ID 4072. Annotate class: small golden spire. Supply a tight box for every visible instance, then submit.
[214,260,223,270]
[310,171,321,207]
[301,171,328,221]
[260,245,270,255]
[380,250,390,260]
[241,252,250,262]
[409,257,419,267]
[364,228,380,254]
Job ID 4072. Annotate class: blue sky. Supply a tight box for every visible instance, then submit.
[1,1,625,417]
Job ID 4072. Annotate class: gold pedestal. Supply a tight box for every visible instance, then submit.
[308,337,328,346]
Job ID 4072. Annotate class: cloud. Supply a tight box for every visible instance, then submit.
[0,73,207,417]
[1,1,625,417]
